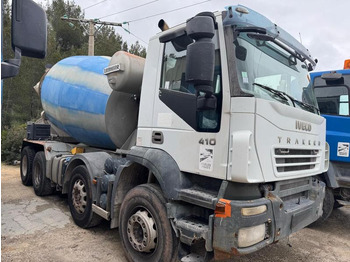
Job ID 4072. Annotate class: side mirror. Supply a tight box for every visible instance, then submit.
[1,0,47,79]
[185,12,216,110]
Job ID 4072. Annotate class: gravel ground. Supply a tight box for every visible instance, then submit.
[1,164,349,261]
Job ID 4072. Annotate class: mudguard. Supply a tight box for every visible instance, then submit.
[322,162,340,188]
[109,147,191,228]
[62,152,111,195]
[126,146,191,199]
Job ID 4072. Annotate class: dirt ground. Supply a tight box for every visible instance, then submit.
[1,164,350,262]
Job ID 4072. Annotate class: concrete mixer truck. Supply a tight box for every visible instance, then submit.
[20,5,328,261]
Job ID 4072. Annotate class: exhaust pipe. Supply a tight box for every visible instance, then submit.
[158,19,169,31]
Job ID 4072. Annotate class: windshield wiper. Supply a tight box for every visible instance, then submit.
[291,99,320,114]
[252,82,319,114]
[252,82,294,106]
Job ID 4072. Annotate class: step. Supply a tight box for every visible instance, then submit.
[178,188,218,209]
[176,217,209,247]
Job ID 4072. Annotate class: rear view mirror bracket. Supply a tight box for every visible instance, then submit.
[1,47,21,79]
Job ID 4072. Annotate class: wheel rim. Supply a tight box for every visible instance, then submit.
[127,209,158,253]
[72,179,87,214]
[22,155,28,177]
[33,161,41,186]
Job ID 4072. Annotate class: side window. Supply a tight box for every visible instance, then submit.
[159,35,222,132]
[339,94,349,116]
[160,44,196,94]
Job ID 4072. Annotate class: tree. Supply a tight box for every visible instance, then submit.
[129,41,147,58]
[46,0,86,52]
[94,26,123,56]
[122,42,128,52]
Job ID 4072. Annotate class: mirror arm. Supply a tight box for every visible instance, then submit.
[1,47,22,79]
[7,47,22,66]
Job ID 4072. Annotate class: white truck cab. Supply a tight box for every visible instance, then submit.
[133,5,328,258]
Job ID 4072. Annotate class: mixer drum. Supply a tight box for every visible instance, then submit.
[41,55,143,149]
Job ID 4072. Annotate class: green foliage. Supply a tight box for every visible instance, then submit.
[122,42,128,52]
[1,123,27,164]
[46,0,86,51]
[94,26,123,56]
[129,41,147,58]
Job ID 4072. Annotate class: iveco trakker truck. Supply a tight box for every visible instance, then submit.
[310,60,350,224]
[20,5,327,261]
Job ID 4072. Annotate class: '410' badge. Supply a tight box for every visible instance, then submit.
[198,138,216,172]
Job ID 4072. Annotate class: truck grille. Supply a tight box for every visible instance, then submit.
[274,148,321,173]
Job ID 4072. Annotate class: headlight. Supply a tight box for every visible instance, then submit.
[238,224,266,248]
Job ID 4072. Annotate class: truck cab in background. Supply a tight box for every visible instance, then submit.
[20,5,328,261]
[311,60,350,224]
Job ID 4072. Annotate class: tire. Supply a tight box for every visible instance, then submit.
[312,187,334,226]
[32,151,55,196]
[68,165,102,228]
[20,146,35,186]
[119,184,179,262]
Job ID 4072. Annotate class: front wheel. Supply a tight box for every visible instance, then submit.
[68,165,102,228]
[119,184,179,262]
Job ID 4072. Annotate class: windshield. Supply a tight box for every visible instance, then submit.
[314,81,350,116]
[234,32,318,113]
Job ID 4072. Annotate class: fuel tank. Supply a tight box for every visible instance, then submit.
[40,53,144,149]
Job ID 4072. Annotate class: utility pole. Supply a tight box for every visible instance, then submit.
[88,21,95,56]
[61,16,123,56]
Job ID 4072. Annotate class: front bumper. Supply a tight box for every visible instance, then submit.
[212,177,325,259]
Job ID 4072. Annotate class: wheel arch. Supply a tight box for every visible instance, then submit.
[110,147,191,228]
[62,152,111,194]
[320,162,340,188]
[125,147,191,199]
[22,140,44,153]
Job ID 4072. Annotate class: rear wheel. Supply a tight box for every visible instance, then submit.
[119,184,179,262]
[68,165,102,228]
[32,151,55,196]
[20,146,35,186]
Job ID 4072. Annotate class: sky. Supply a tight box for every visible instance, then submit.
[42,0,350,72]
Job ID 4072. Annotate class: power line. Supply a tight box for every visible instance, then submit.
[129,32,148,46]
[126,0,211,23]
[83,0,107,11]
[121,26,148,46]
[99,0,159,19]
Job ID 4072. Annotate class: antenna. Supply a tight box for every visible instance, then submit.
[299,32,303,44]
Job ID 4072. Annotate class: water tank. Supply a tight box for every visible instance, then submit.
[105,51,145,95]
